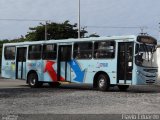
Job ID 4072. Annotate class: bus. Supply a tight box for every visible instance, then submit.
[1,35,158,91]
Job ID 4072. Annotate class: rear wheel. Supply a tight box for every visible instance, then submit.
[28,73,43,88]
[97,74,110,91]
[118,85,129,91]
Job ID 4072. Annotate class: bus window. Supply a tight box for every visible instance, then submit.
[4,46,16,60]
[42,44,57,60]
[94,41,115,59]
[73,42,92,59]
[28,45,42,60]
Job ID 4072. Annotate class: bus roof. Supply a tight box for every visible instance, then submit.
[3,35,138,46]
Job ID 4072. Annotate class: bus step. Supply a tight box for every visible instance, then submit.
[59,81,71,84]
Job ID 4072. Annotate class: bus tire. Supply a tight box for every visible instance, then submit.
[97,74,110,91]
[28,73,42,88]
[48,82,61,88]
[118,85,129,91]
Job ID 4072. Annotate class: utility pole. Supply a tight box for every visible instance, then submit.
[159,23,160,40]
[45,21,47,40]
[78,0,81,38]
[40,20,49,40]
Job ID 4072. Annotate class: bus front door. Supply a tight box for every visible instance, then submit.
[16,47,27,79]
[117,42,133,84]
[57,45,72,82]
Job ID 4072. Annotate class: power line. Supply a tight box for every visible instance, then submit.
[0,18,48,22]
[0,18,158,37]
[0,19,150,30]
[86,25,147,29]
[0,18,50,40]
[85,25,150,34]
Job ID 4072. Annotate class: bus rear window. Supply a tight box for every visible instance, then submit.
[4,46,16,60]
[28,45,42,60]
[42,44,57,60]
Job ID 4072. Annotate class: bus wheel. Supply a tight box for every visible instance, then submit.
[28,73,42,88]
[97,74,110,91]
[48,82,61,88]
[118,85,129,91]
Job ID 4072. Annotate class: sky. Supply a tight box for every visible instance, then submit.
[0,0,160,40]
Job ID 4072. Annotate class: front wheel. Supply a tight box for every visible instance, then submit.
[97,74,110,91]
[28,73,43,88]
[118,85,129,91]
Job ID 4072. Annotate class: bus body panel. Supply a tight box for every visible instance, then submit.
[26,60,44,81]
[132,66,157,85]
[43,60,56,82]
[1,45,16,79]
[70,59,117,84]
[1,59,16,79]
[43,61,70,82]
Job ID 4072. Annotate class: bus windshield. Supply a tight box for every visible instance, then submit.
[135,43,157,67]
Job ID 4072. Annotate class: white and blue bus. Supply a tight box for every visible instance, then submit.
[1,35,158,91]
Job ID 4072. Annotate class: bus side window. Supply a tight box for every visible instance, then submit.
[42,44,57,60]
[94,41,115,59]
[4,46,16,60]
[73,42,93,59]
[28,45,42,60]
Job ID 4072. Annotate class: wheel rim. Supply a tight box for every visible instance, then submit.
[99,78,105,88]
[30,76,36,86]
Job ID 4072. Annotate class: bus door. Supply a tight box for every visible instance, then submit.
[16,47,27,79]
[57,45,72,81]
[117,42,133,84]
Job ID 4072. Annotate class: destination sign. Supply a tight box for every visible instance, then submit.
[137,36,157,45]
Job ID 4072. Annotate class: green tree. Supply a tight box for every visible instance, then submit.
[25,20,87,41]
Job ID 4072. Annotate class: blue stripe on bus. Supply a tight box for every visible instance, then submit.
[69,60,85,83]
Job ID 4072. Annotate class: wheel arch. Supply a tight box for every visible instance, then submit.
[93,71,110,88]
